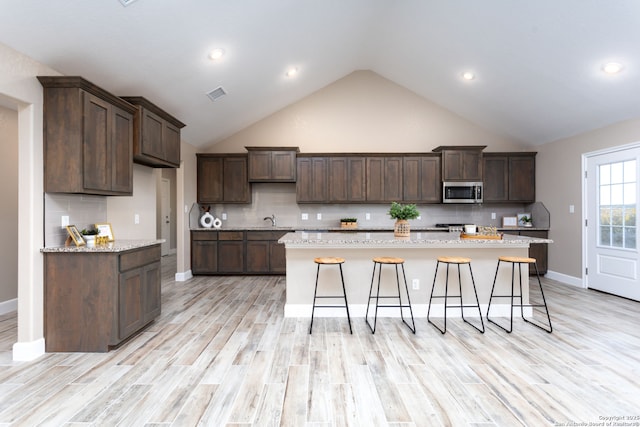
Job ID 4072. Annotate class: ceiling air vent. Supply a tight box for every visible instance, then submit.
[119,0,138,6]
[206,87,227,102]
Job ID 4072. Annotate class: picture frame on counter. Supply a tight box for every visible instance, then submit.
[502,216,518,228]
[95,223,115,242]
[65,225,85,246]
[517,212,533,227]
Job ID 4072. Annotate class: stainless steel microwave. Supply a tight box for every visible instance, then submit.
[442,181,483,203]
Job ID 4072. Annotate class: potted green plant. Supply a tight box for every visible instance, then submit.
[388,202,420,237]
[340,218,358,229]
[81,227,99,246]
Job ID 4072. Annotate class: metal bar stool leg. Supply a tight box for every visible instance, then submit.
[309,263,321,334]
[338,264,352,334]
[398,263,416,333]
[522,261,553,333]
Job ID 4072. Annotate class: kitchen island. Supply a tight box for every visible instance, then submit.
[278,231,552,318]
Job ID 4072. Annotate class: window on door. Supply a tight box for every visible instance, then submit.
[599,160,636,249]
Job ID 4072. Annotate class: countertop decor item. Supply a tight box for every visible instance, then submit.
[95,223,115,242]
[65,225,85,247]
[517,213,533,227]
[388,202,420,237]
[340,218,358,229]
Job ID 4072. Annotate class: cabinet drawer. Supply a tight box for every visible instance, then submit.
[191,231,218,241]
[219,231,244,241]
[246,231,287,241]
[120,245,161,272]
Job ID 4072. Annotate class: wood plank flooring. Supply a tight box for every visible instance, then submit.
[1,255,639,426]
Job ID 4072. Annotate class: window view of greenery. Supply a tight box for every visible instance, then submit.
[599,160,636,249]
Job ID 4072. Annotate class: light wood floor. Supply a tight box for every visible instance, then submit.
[1,255,639,426]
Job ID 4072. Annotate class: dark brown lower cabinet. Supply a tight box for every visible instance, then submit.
[191,230,286,275]
[503,230,548,275]
[44,244,161,352]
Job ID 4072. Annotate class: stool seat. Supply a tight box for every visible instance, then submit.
[372,256,404,264]
[314,257,345,264]
[428,256,484,334]
[437,256,471,264]
[498,256,536,264]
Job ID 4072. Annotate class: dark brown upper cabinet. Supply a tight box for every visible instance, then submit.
[120,97,186,168]
[246,146,298,182]
[403,155,441,203]
[296,156,328,203]
[328,156,366,202]
[197,154,251,204]
[483,152,536,203]
[38,76,137,196]
[366,156,403,202]
[433,145,486,182]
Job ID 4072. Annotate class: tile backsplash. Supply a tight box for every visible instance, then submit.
[191,183,547,230]
[44,193,107,246]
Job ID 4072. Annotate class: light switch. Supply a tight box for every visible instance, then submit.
[569,205,575,213]
[365,213,371,220]
[61,215,69,228]
[301,213,308,220]
[134,214,140,224]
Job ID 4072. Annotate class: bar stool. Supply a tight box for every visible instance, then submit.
[427,256,485,334]
[487,256,552,333]
[309,257,352,334]
[365,257,416,334]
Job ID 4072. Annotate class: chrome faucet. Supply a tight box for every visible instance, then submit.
[263,214,276,227]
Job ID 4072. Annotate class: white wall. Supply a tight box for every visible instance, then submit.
[537,118,640,280]
[206,70,528,154]
[0,105,18,309]
[0,41,61,360]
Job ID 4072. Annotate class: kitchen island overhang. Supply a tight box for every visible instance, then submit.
[278,231,552,318]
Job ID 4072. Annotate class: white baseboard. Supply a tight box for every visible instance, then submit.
[0,298,17,315]
[284,303,515,318]
[13,338,45,361]
[175,270,192,282]
[545,270,584,288]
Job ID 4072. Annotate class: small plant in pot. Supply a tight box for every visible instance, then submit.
[340,218,358,229]
[388,202,420,237]
[81,227,99,245]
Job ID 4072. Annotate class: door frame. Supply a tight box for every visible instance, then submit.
[582,140,640,290]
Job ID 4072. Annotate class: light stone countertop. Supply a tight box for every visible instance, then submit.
[41,239,164,253]
[278,231,552,249]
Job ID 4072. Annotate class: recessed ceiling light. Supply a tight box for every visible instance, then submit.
[602,62,624,74]
[208,48,225,61]
[461,71,475,81]
[286,67,299,78]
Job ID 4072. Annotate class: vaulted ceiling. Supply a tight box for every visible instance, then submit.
[1,0,639,148]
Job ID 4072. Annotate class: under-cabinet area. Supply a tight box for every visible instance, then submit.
[43,242,162,352]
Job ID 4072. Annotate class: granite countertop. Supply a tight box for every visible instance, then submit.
[278,231,552,249]
[42,239,164,253]
[191,226,549,232]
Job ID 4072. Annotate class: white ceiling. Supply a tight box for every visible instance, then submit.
[1,0,639,148]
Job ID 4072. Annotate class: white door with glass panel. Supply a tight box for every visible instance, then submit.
[586,146,639,301]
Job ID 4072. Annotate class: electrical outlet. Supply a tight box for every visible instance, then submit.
[134,214,140,224]
[417,215,421,220]
[61,215,69,228]
[365,213,371,220]
[491,212,496,219]
[222,213,227,220]
[316,213,322,220]
[569,205,575,213]
[301,213,309,220]
[412,279,419,290]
